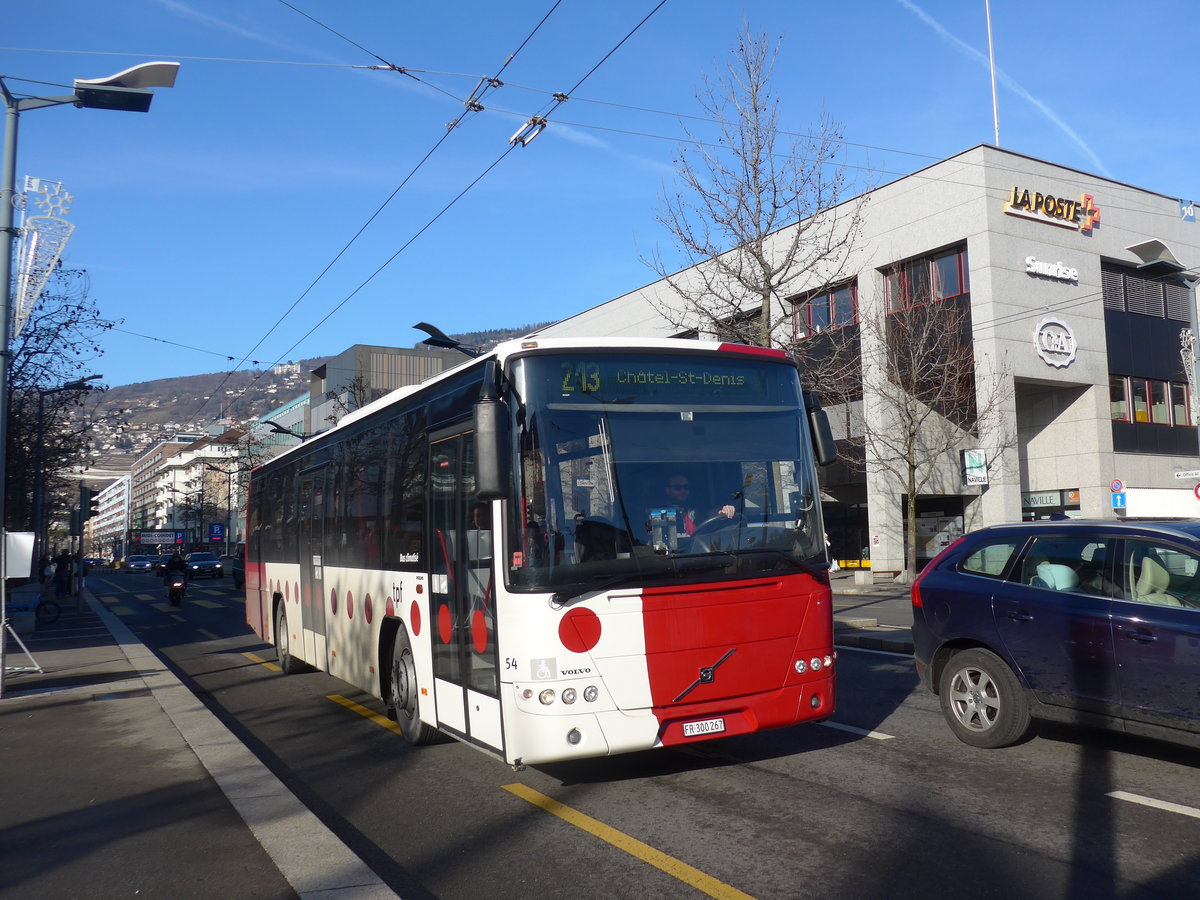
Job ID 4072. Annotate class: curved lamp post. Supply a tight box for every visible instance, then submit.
[0,62,179,699]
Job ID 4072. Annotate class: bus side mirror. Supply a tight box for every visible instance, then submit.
[474,397,511,500]
[805,391,837,467]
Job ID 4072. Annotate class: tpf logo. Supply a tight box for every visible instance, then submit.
[1034,317,1077,368]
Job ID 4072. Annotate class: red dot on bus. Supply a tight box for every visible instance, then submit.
[330,588,338,616]
[471,608,489,655]
[559,607,601,653]
[347,591,354,620]
[364,594,373,624]
[284,580,289,601]
[410,601,421,636]
[438,603,452,644]
[294,582,300,604]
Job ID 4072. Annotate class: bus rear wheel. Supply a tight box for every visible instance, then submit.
[275,605,305,675]
[388,626,438,745]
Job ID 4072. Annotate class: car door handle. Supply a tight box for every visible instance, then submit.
[1122,628,1157,643]
[1006,610,1034,622]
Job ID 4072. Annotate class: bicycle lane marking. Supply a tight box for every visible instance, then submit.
[502,783,756,900]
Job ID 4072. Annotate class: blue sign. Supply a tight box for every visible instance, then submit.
[209,523,225,543]
[175,531,185,544]
[1111,492,1127,509]
[1182,200,1196,223]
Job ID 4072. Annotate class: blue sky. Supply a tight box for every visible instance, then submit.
[4,0,1197,391]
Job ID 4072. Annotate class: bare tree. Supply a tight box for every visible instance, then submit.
[643,26,865,348]
[325,374,381,428]
[6,268,114,530]
[804,294,1013,581]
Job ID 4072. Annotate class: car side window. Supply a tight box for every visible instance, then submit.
[1119,540,1200,608]
[958,540,1020,579]
[1019,537,1114,597]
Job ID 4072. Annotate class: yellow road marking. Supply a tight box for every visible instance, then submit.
[242,651,281,672]
[196,629,219,640]
[151,602,175,613]
[191,599,223,609]
[327,694,402,735]
[135,594,158,601]
[100,596,118,604]
[502,783,755,900]
[110,605,134,617]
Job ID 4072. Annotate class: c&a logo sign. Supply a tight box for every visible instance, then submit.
[1004,186,1101,234]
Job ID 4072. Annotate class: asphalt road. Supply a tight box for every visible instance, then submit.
[88,571,1200,899]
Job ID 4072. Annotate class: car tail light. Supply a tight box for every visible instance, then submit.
[911,535,968,608]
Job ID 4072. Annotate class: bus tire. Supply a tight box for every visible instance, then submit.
[388,626,438,745]
[275,604,305,675]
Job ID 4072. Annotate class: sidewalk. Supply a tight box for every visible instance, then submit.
[0,581,398,900]
[829,570,914,655]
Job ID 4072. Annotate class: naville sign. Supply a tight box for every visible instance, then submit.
[962,449,989,486]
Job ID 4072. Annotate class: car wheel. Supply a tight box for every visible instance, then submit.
[938,648,1030,749]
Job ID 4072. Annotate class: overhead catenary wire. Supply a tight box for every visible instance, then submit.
[184,0,570,423]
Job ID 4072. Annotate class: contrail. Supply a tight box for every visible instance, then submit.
[897,0,1109,176]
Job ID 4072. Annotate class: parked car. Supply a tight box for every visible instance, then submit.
[185,551,223,579]
[124,555,155,574]
[912,519,1200,750]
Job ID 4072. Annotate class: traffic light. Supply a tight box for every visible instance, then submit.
[80,486,101,521]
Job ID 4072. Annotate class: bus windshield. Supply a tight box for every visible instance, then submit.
[506,351,826,595]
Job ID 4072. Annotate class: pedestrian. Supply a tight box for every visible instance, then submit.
[826,536,840,573]
[52,548,72,600]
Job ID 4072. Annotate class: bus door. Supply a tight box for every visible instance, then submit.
[297,466,328,668]
[429,429,502,754]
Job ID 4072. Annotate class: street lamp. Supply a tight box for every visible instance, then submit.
[0,62,179,699]
[267,421,306,441]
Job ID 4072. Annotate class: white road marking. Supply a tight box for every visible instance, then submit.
[821,721,895,740]
[1109,791,1200,820]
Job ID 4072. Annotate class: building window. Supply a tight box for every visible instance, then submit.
[793,282,857,339]
[1109,375,1128,421]
[885,246,969,312]
[1110,375,1191,426]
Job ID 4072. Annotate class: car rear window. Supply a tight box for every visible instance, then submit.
[958,539,1020,578]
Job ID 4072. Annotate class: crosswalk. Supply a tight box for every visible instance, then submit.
[98,586,238,618]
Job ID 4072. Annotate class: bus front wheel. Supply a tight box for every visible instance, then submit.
[388,626,438,745]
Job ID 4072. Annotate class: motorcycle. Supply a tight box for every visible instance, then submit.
[167,571,187,607]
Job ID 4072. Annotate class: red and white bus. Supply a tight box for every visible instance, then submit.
[246,337,838,765]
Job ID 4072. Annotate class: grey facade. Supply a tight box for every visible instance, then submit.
[534,146,1200,573]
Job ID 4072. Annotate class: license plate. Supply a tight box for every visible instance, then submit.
[682,717,725,737]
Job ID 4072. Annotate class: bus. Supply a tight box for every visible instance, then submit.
[246,336,838,766]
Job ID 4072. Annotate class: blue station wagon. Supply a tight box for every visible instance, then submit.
[912,520,1200,749]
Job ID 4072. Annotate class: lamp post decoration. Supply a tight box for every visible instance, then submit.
[13,177,75,339]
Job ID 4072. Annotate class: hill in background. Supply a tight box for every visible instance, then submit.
[85,323,552,473]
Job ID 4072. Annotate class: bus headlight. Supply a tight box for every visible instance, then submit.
[794,659,807,674]
[583,685,599,703]
[810,657,822,671]
[562,688,577,705]
[539,689,555,705]
[824,655,833,669]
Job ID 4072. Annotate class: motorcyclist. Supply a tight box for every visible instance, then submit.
[163,551,187,597]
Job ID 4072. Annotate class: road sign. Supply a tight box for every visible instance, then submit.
[1111,492,1126,509]
[209,523,225,543]
[1175,470,1200,480]
[1194,483,1200,501]
[1110,479,1124,493]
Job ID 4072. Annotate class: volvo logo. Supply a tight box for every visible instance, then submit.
[1034,317,1077,368]
[674,648,736,702]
